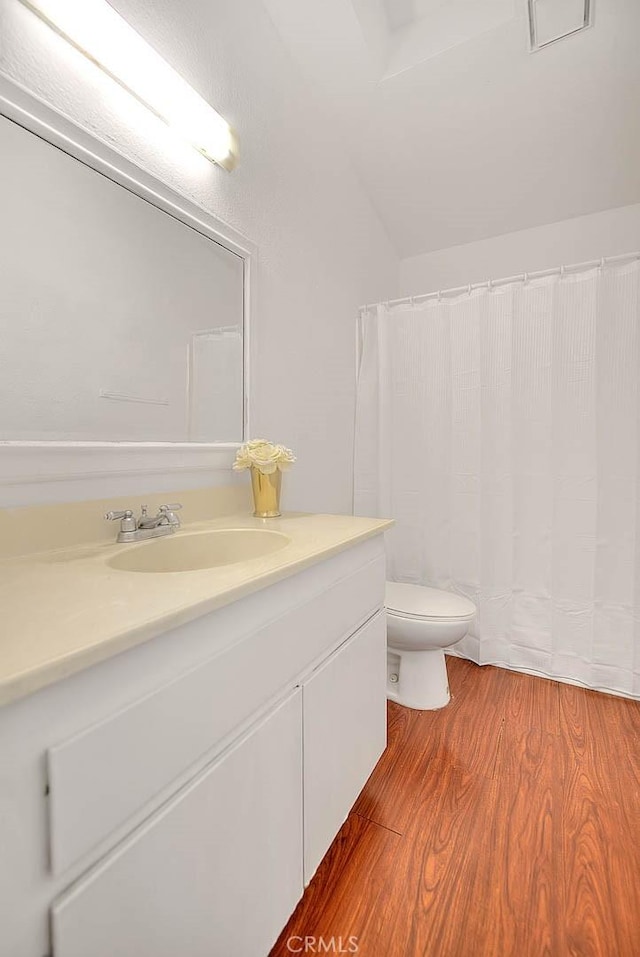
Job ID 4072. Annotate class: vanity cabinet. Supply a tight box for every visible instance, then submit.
[0,534,387,957]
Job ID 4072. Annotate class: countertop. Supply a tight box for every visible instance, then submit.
[0,511,392,707]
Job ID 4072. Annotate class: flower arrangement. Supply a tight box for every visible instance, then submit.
[233,438,296,475]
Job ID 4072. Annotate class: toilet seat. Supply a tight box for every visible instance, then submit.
[385,582,476,623]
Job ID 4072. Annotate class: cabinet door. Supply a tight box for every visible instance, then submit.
[52,690,303,957]
[303,610,387,883]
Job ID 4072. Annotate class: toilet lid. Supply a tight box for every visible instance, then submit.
[385,582,476,621]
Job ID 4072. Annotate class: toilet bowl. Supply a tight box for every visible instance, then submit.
[386,582,477,710]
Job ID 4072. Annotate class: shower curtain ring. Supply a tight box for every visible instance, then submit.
[467,283,472,296]
[599,257,605,270]
[523,272,529,284]
[488,278,493,292]
[560,265,565,279]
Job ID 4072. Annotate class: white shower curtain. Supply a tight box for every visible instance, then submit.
[354,259,640,697]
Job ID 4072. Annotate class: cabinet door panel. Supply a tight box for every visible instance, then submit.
[52,690,303,957]
[303,611,387,883]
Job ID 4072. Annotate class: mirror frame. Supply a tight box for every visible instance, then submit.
[0,75,255,506]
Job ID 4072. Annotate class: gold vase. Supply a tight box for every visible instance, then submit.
[250,467,282,518]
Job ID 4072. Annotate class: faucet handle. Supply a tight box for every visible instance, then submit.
[104,508,137,533]
[104,509,133,521]
[159,503,182,527]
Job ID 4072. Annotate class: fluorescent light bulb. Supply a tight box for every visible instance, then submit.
[20,0,238,169]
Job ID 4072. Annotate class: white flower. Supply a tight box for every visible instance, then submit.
[233,439,296,474]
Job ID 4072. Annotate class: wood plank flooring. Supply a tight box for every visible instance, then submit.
[270,657,640,957]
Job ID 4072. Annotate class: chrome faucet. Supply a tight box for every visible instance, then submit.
[104,503,182,543]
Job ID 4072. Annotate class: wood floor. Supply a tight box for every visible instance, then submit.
[270,657,640,957]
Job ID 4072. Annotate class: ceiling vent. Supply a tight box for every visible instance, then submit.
[527,0,593,51]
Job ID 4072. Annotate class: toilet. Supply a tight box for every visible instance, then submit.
[386,582,477,710]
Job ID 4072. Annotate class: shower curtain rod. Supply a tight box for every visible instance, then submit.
[359,250,640,313]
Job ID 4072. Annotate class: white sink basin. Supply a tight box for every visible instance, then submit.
[108,528,291,574]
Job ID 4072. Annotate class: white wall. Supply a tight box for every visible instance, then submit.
[0,0,398,512]
[399,203,640,294]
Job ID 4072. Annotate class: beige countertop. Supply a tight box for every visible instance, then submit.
[0,509,391,708]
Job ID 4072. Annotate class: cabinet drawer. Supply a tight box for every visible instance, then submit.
[52,690,303,957]
[48,546,385,874]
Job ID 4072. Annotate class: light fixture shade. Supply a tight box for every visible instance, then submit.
[527,0,593,51]
[20,0,238,169]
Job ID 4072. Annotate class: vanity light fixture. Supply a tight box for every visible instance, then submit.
[19,0,239,169]
[527,0,593,52]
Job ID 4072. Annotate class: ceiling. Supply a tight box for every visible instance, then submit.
[261,0,640,258]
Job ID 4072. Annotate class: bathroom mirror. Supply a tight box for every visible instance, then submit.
[0,110,246,444]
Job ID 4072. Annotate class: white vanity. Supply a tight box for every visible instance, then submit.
[0,506,391,957]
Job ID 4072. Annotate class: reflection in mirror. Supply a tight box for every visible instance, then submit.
[0,113,244,443]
